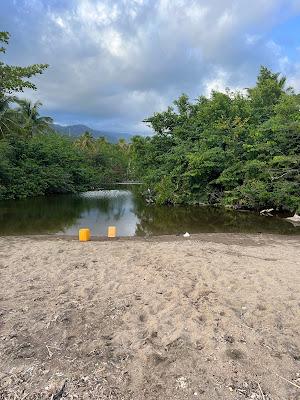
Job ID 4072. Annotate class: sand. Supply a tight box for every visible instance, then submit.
[0,234,300,400]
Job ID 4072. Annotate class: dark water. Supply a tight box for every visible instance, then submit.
[0,187,299,236]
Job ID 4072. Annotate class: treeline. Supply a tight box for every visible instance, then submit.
[131,67,300,213]
[1,30,299,213]
[0,132,129,200]
[0,32,129,200]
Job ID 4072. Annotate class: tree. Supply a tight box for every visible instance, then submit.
[0,31,130,200]
[0,32,48,97]
[131,67,300,213]
[16,99,53,136]
[75,131,95,150]
[0,94,19,137]
[0,31,49,138]
[248,66,286,123]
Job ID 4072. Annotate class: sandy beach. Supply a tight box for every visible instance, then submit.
[0,234,300,400]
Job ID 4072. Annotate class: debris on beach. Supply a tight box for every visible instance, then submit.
[285,213,300,226]
[259,208,274,216]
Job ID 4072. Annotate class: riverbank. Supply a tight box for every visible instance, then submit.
[0,234,300,399]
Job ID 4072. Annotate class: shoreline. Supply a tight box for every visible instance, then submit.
[1,232,299,244]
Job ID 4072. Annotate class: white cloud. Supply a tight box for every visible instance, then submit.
[77,1,120,25]
[203,69,229,96]
[4,0,300,133]
[245,34,261,45]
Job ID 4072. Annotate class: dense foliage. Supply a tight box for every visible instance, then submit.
[1,30,299,212]
[131,67,300,213]
[0,133,129,200]
[0,32,129,200]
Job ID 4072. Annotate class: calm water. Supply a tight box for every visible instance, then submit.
[0,187,299,236]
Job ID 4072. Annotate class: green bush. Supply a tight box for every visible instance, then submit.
[130,67,300,213]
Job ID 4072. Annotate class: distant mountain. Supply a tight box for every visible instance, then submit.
[52,123,132,143]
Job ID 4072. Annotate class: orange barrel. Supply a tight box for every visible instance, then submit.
[107,226,117,238]
[79,228,91,241]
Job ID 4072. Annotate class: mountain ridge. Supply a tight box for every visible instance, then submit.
[52,123,133,143]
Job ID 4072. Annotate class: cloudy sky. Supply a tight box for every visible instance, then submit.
[1,0,300,134]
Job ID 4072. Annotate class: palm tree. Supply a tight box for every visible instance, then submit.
[117,138,128,150]
[0,95,19,137]
[16,99,53,136]
[75,131,95,150]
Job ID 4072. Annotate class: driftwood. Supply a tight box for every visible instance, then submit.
[285,213,300,227]
[260,208,274,216]
[286,213,300,222]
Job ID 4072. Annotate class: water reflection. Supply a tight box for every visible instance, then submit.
[61,190,139,236]
[0,187,299,236]
[133,202,299,236]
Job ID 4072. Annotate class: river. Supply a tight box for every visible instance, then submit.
[0,186,299,236]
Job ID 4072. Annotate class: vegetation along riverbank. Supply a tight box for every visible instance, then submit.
[0,32,130,200]
[130,68,300,213]
[0,30,299,213]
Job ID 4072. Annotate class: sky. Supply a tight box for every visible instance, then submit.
[1,0,300,134]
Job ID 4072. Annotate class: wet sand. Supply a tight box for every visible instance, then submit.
[0,234,300,399]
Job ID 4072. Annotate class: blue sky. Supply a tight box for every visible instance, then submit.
[1,0,300,134]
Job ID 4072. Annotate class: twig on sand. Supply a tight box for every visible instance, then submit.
[257,382,265,400]
[52,380,67,400]
[46,345,53,359]
[276,373,300,390]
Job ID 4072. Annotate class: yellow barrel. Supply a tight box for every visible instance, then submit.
[79,228,91,241]
[108,226,117,238]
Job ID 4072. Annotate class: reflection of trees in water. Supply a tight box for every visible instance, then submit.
[0,188,299,236]
[87,195,128,221]
[0,195,85,234]
[133,201,299,236]
[0,191,132,235]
